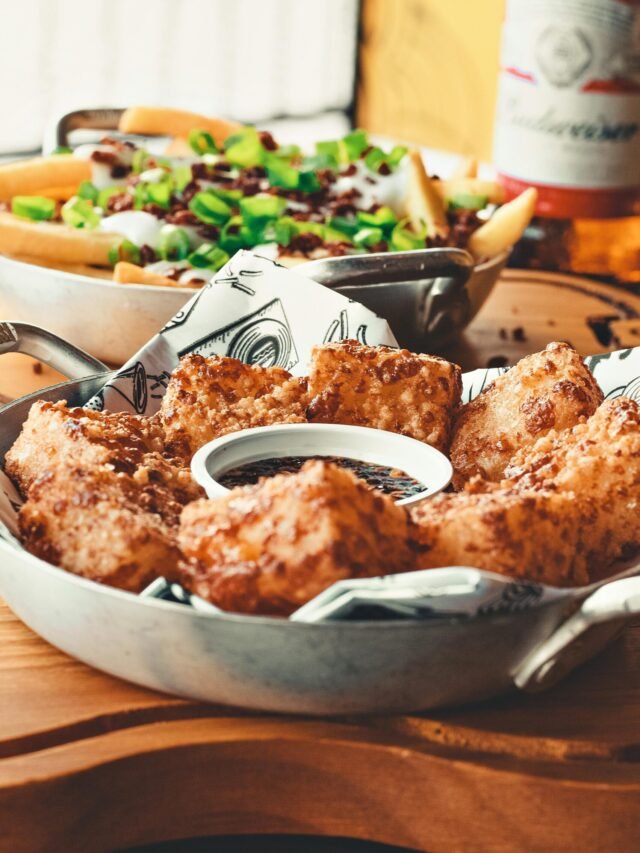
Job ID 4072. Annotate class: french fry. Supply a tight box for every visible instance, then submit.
[0,212,119,266]
[450,156,478,180]
[468,187,538,260]
[405,149,449,240]
[0,157,90,202]
[119,106,241,147]
[4,252,113,279]
[113,262,201,288]
[36,184,82,201]
[434,178,506,206]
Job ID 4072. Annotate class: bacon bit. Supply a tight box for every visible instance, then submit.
[198,225,220,241]
[340,164,357,177]
[111,163,129,179]
[107,193,134,213]
[288,232,323,254]
[90,149,118,165]
[181,181,201,203]
[378,162,391,176]
[139,244,157,265]
[32,361,43,375]
[143,203,167,219]
[259,131,278,151]
[165,209,200,227]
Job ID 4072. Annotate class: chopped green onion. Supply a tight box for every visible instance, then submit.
[390,219,427,252]
[52,146,72,155]
[172,163,193,192]
[61,196,100,229]
[189,191,232,225]
[315,140,339,166]
[388,145,408,167]
[239,195,286,225]
[132,149,151,174]
[209,187,242,206]
[329,215,360,237]
[77,180,99,203]
[356,206,398,232]
[11,196,56,221]
[158,225,191,261]
[146,181,172,209]
[188,129,218,156]
[323,224,353,244]
[303,153,337,170]
[97,186,126,210]
[273,216,295,246]
[298,169,321,193]
[448,193,489,211]
[187,242,230,271]
[224,127,264,168]
[364,146,387,173]
[342,129,369,161]
[108,239,140,266]
[264,154,299,190]
[272,144,301,160]
[354,226,384,248]
[219,215,251,253]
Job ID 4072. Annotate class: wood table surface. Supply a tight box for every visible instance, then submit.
[1,269,640,853]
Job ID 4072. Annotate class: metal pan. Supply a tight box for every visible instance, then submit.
[1,323,639,715]
[0,249,506,366]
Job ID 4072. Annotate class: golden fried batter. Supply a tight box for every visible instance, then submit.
[450,342,603,488]
[413,397,640,586]
[5,400,170,496]
[411,486,587,586]
[19,467,185,591]
[161,354,309,457]
[178,460,419,615]
[307,340,461,452]
[7,400,202,592]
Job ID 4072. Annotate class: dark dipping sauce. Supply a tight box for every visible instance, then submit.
[218,455,425,501]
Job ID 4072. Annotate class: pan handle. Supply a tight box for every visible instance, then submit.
[514,573,640,693]
[0,322,108,381]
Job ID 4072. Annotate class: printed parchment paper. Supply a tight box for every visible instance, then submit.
[2,250,640,620]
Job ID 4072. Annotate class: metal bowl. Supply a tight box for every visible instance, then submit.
[1,322,639,715]
[0,251,507,365]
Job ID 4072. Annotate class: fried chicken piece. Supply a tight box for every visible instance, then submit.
[5,400,172,497]
[450,342,603,489]
[411,486,587,586]
[161,354,309,457]
[6,400,203,592]
[413,398,640,586]
[178,460,419,615]
[19,466,186,591]
[307,340,461,452]
[504,397,640,573]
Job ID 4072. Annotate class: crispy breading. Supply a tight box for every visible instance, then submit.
[5,400,171,496]
[450,341,603,488]
[411,486,587,586]
[178,460,418,615]
[6,400,202,592]
[413,397,640,586]
[161,354,309,457]
[504,397,640,573]
[307,340,461,452]
[19,467,184,592]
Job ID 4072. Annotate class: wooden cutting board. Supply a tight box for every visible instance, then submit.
[2,269,640,852]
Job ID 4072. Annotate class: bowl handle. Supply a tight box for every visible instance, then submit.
[0,321,108,381]
[514,573,640,693]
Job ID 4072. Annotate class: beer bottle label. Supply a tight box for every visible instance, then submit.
[494,0,640,216]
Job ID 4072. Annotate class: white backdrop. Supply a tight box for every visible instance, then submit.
[0,0,359,152]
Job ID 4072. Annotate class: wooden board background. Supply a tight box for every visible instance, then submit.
[358,0,505,160]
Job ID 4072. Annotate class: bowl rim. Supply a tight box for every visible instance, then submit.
[0,249,508,297]
[190,422,453,506]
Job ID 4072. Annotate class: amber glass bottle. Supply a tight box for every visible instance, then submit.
[493,0,640,282]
